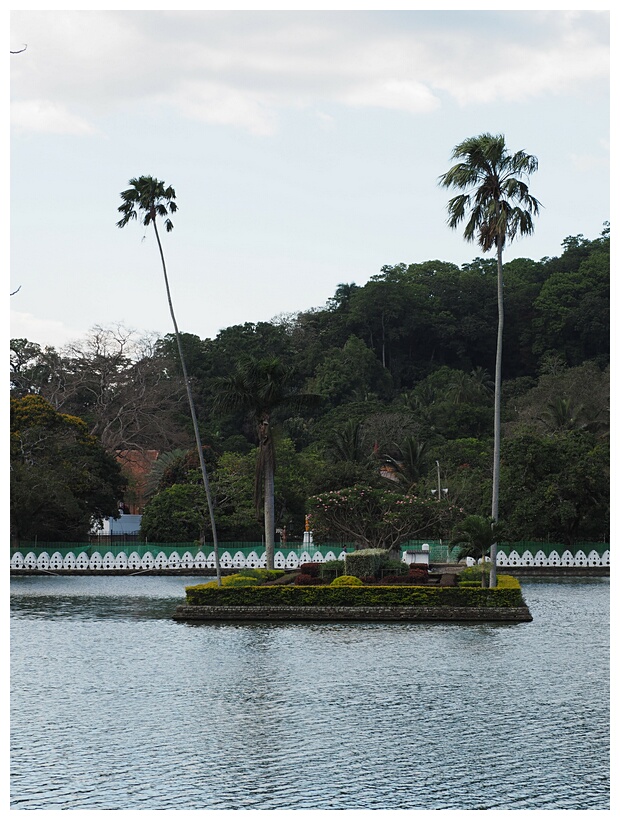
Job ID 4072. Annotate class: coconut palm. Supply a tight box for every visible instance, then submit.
[448,368,494,405]
[449,514,508,588]
[329,419,368,464]
[215,356,318,569]
[382,436,428,491]
[440,134,540,587]
[117,176,222,584]
[470,366,494,395]
[540,396,605,435]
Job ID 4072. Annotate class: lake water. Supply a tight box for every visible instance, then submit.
[10,575,609,810]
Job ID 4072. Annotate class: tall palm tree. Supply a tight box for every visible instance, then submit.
[440,134,540,587]
[117,176,222,584]
[449,514,507,588]
[215,356,317,569]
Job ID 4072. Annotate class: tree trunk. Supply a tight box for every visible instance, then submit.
[264,460,275,570]
[489,244,504,589]
[381,311,386,368]
[152,219,222,585]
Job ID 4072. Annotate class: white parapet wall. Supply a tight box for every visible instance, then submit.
[10,543,609,571]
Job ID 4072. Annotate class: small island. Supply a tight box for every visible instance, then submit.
[173,551,533,623]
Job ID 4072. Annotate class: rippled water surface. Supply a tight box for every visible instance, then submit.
[11,575,609,810]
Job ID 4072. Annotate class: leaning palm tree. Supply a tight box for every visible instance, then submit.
[449,515,508,588]
[440,134,540,587]
[117,176,221,584]
[215,356,317,569]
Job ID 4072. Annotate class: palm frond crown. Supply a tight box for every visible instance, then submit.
[439,133,541,252]
[117,175,178,233]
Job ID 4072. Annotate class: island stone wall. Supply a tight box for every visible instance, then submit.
[173,604,533,623]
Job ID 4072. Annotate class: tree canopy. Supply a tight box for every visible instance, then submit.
[11,395,126,541]
[11,225,609,547]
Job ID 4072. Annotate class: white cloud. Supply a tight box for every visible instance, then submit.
[10,310,85,349]
[315,110,335,129]
[341,78,440,114]
[171,80,278,136]
[10,10,609,136]
[568,150,610,173]
[11,99,97,135]
[410,11,608,106]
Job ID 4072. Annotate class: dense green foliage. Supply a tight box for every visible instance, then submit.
[10,395,125,541]
[139,483,209,543]
[184,575,525,608]
[11,227,609,545]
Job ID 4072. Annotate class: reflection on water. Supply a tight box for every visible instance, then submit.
[10,575,609,810]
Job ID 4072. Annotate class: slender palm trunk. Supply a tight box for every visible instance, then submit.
[489,244,504,589]
[152,220,222,585]
[256,416,276,569]
[264,461,275,570]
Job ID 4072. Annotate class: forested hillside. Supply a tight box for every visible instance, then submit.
[11,227,609,545]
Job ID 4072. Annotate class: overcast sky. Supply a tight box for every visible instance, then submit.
[10,7,610,351]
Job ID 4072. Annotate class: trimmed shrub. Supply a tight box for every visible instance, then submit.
[330,575,364,587]
[360,575,377,585]
[239,568,286,582]
[345,549,389,579]
[299,562,321,578]
[221,574,261,588]
[265,572,299,585]
[407,567,429,583]
[184,575,526,608]
[319,559,345,581]
[378,559,409,578]
[191,574,261,589]
[381,573,424,585]
[375,567,429,585]
[496,575,521,590]
[459,565,490,582]
[295,573,325,586]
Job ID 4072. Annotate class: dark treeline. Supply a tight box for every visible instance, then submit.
[11,227,609,545]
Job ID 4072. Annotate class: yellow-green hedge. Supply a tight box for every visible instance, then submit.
[185,575,525,608]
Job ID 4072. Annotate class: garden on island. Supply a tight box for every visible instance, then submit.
[182,548,528,613]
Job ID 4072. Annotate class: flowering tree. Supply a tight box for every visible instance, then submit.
[307,484,458,552]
